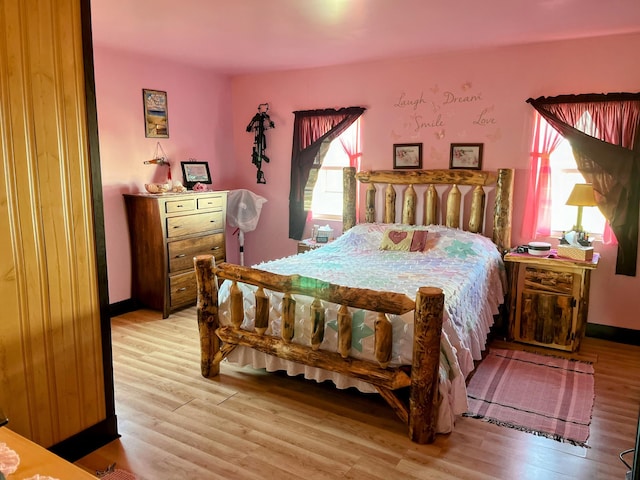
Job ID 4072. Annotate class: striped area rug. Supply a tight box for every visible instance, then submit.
[464,348,595,446]
[97,465,137,480]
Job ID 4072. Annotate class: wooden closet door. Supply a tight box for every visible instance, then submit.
[0,0,111,448]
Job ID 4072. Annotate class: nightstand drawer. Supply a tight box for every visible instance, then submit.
[523,266,575,295]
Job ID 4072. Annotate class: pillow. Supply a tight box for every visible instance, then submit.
[380,228,428,252]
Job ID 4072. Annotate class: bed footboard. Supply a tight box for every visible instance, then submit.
[194,254,445,443]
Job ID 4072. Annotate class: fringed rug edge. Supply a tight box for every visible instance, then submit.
[462,412,591,448]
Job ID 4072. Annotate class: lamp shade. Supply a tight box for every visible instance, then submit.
[566,183,597,207]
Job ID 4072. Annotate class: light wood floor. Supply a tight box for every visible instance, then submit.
[76,307,640,480]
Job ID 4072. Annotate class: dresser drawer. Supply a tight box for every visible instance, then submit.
[166,211,224,237]
[197,195,224,210]
[165,198,196,213]
[167,233,225,273]
[169,271,197,308]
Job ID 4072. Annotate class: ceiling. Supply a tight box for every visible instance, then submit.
[90,0,640,75]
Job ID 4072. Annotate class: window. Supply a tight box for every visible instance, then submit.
[545,112,606,237]
[549,139,606,236]
[310,119,360,220]
[310,140,349,219]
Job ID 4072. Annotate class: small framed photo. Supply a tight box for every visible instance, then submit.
[142,89,169,138]
[393,143,423,169]
[449,143,484,170]
[181,161,212,189]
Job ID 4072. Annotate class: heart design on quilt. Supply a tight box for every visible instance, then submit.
[388,230,408,244]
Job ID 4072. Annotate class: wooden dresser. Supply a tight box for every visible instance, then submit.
[124,191,227,318]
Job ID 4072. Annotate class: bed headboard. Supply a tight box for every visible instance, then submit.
[343,167,514,255]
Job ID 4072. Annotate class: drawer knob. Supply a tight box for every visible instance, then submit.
[175,254,186,258]
[211,246,220,251]
[177,287,187,292]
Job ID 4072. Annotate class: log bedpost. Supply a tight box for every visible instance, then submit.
[384,184,396,224]
[375,312,393,368]
[254,287,269,335]
[468,185,486,233]
[194,254,220,378]
[229,280,244,328]
[282,293,295,342]
[424,185,438,226]
[337,304,352,358]
[343,167,357,232]
[409,286,444,444]
[445,185,461,228]
[310,298,325,350]
[365,184,377,223]
[493,168,514,255]
[402,184,417,225]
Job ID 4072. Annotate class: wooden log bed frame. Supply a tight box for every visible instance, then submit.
[194,167,514,444]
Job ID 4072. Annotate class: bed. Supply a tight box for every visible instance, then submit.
[194,167,514,443]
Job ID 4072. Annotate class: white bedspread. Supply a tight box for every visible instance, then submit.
[217,223,506,433]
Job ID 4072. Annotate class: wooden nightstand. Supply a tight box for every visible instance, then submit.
[297,238,327,254]
[504,251,599,352]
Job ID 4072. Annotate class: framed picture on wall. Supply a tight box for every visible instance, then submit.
[142,89,169,138]
[393,143,423,169]
[181,161,211,189]
[449,143,483,170]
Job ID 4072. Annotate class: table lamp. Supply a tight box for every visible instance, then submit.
[566,183,597,232]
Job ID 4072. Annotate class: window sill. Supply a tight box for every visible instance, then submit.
[311,213,342,222]
[550,230,603,243]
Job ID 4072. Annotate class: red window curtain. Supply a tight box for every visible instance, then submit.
[527,93,640,276]
[305,118,362,212]
[338,120,362,216]
[289,107,365,240]
[338,119,362,169]
[522,113,616,243]
[521,113,563,239]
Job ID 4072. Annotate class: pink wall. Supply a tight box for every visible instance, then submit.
[229,33,640,330]
[94,33,640,330]
[93,46,237,304]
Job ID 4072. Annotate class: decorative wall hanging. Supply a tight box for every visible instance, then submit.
[393,143,423,169]
[143,89,169,138]
[143,141,171,172]
[246,103,275,184]
[143,142,186,193]
[450,143,483,170]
